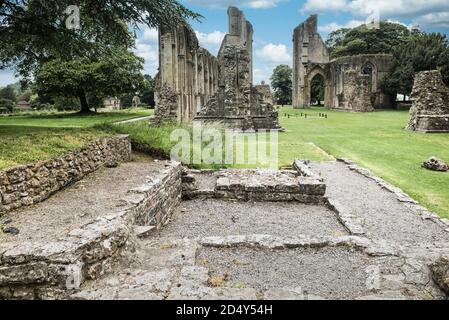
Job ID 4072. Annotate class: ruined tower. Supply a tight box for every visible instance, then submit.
[194,7,282,131]
[292,15,329,109]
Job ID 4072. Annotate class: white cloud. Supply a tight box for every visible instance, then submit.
[302,0,347,13]
[415,12,449,27]
[301,0,449,26]
[195,30,226,46]
[318,20,365,33]
[256,43,291,63]
[142,27,159,43]
[184,0,284,9]
[135,40,159,76]
[254,43,292,84]
[194,30,226,55]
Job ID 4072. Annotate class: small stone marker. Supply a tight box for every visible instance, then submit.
[422,157,449,172]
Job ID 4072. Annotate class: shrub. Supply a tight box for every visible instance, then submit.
[0,99,15,114]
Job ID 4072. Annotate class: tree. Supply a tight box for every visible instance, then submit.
[381,32,449,98]
[0,1,201,81]
[0,85,17,102]
[34,49,146,113]
[270,65,292,106]
[0,99,15,114]
[326,22,410,59]
[17,89,32,102]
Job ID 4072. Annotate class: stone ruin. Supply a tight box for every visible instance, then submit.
[154,23,219,124]
[154,7,282,131]
[292,15,394,111]
[407,70,449,133]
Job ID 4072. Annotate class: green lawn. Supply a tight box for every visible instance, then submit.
[1,106,449,219]
[0,126,109,170]
[279,106,449,219]
[0,109,153,169]
[0,109,153,128]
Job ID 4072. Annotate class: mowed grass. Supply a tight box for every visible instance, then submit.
[279,106,449,219]
[0,126,109,170]
[0,109,153,169]
[0,109,153,128]
[1,106,449,218]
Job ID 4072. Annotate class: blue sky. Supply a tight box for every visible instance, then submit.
[1,0,449,86]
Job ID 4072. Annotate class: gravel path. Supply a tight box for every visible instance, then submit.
[196,246,372,299]
[310,161,449,245]
[156,199,347,239]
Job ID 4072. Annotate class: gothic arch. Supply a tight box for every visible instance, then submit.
[361,61,377,92]
[305,66,326,106]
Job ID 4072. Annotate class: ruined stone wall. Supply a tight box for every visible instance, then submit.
[293,15,394,111]
[195,7,281,131]
[325,54,394,112]
[407,70,449,132]
[154,25,219,124]
[0,161,182,299]
[0,135,131,214]
[292,15,329,108]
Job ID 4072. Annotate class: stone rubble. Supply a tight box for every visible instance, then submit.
[422,157,449,172]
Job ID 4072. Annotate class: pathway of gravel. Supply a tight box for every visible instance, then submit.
[310,161,449,245]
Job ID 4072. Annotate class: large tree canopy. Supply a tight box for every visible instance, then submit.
[0,0,201,80]
[326,22,410,59]
[270,65,292,106]
[34,49,146,112]
[381,33,449,98]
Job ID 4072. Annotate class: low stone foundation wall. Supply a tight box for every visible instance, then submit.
[410,114,449,133]
[0,161,182,299]
[0,135,132,214]
[182,167,326,204]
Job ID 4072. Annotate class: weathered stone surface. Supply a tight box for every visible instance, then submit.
[430,256,449,294]
[0,135,131,214]
[292,15,393,111]
[154,23,218,124]
[155,6,281,130]
[134,226,155,239]
[407,70,449,132]
[213,169,325,203]
[422,157,449,172]
[0,160,183,299]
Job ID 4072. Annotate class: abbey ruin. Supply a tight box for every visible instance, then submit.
[154,7,282,131]
[407,70,449,132]
[293,15,394,111]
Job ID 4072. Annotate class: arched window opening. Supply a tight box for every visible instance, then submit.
[310,74,325,106]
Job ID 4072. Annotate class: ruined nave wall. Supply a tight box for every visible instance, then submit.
[154,25,219,124]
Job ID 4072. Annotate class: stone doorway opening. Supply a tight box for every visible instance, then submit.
[310,73,325,106]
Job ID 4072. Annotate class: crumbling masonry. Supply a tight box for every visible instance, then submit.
[154,7,282,131]
[292,15,394,111]
[407,70,449,133]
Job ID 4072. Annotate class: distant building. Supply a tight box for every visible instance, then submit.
[16,101,32,111]
[103,97,121,110]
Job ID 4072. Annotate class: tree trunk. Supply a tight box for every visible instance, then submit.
[78,90,91,113]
